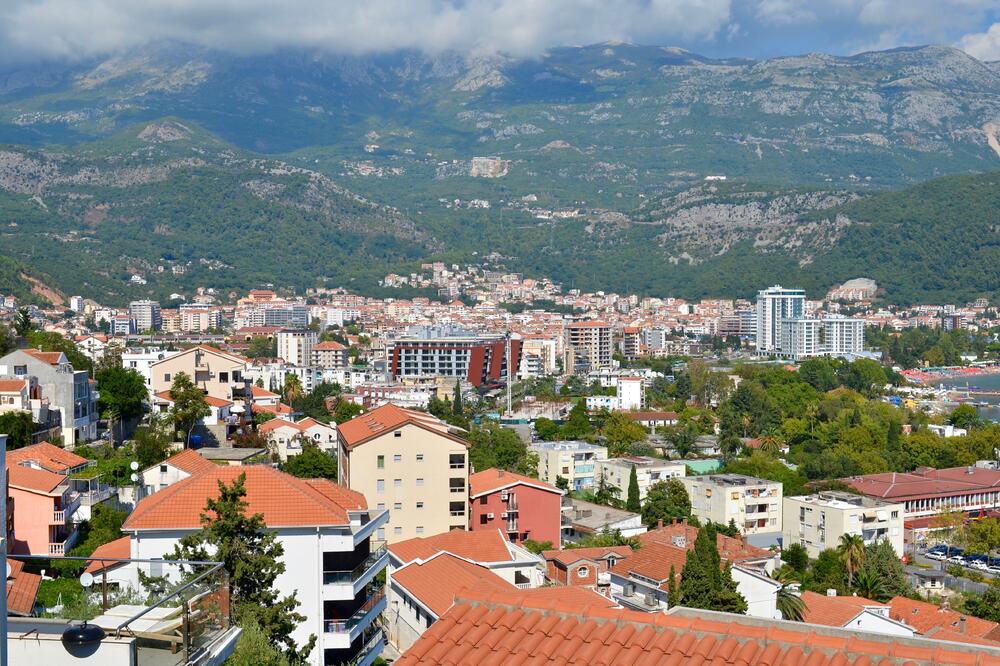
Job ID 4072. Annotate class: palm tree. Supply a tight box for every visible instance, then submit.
[771,569,806,622]
[757,434,783,457]
[838,534,866,588]
[282,373,303,404]
[852,568,885,601]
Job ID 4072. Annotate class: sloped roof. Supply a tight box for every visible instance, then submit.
[24,349,66,366]
[392,553,512,617]
[469,467,560,498]
[154,391,232,408]
[314,341,348,351]
[7,465,66,494]
[610,540,687,587]
[800,591,888,628]
[154,448,216,476]
[640,523,774,563]
[84,536,132,575]
[389,528,513,565]
[123,466,366,530]
[6,559,40,616]
[846,467,1000,501]
[397,597,1000,666]
[889,596,1000,640]
[0,379,27,393]
[250,385,280,398]
[542,546,633,568]
[338,403,466,450]
[7,442,89,474]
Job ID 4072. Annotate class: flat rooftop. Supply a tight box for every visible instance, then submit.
[601,456,684,469]
[684,473,775,487]
[788,490,899,510]
[531,440,605,452]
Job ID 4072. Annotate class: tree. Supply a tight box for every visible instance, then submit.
[0,411,37,449]
[950,404,982,431]
[0,323,13,357]
[856,540,908,600]
[772,568,806,622]
[133,414,173,469]
[522,540,554,555]
[851,568,885,601]
[806,549,848,595]
[468,422,538,476]
[282,373,303,404]
[932,508,967,559]
[667,565,680,607]
[679,523,747,614]
[333,400,364,424]
[640,479,691,528]
[534,417,560,441]
[226,619,291,666]
[282,444,337,480]
[14,306,32,337]
[664,422,697,459]
[626,465,641,513]
[966,517,1000,563]
[964,576,1000,623]
[602,411,648,456]
[837,533,866,588]
[246,336,277,359]
[561,401,593,440]
[719,384,780,438]
[168,372,211,447]
[781,543,809,576]
[169,473,314,661]
[566,527,640,550]
[96,367,148,441]
[452,379,463,416]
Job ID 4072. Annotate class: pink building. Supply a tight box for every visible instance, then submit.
[8,465,79,556]
[469,468,563,546]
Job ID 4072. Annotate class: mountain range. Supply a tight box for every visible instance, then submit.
[0,42,998,305]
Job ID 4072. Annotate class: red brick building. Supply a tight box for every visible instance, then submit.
[469,468,563,546]
[541,546,632,587]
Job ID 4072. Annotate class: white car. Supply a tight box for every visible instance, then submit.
[926,552,946,561]
[948,555,967,564]
[971,561,989,571]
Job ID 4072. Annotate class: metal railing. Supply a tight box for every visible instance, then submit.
[323,544,387,585]
[323,589,385,633]
[347,629,384,666]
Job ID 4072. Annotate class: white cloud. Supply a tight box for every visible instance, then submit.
[0,0,734,63]
[959,23,1000,61]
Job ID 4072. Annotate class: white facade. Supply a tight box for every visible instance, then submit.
[531,440,608,492]
[779,318,821,360]
[681,474,783,536]
[783,491,904,559]
[755,286,805,354]
[596,457,686,503]
[278,329,319,367]
[122,348,182,390]
[617,377,645,410]
[823,316,865,356]
[129,300,163,332]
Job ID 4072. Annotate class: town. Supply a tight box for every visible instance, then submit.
[2,268,1000,665]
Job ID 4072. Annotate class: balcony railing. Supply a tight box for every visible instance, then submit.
[347,629,384,666]
[324,589,385,633]
[323,544,388,585]
[49,527,80,555]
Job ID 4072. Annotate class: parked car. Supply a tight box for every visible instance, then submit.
[948,555,967,564]
[971,560,989,571]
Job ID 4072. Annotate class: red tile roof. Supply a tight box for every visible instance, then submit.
[154,391,232,408]
[24,349,66,366]
[313,341,348,351]
[468,467,560,498]
[389,528,513,564]
[338,403,465,450]
[640,523,774,563]
[392,553,513,617]
[7,442,89,474]
[123,466,366,530]
[567,321,609,328]
[156,448,217,476]
[889,596,1000,640]
[6,559,40,616]
[250,385,280,398]
[398,596,1000,666]
[252,402,294,416]
[84,536,132,575]
[846,467,1000,502]
[0,379,27,393]
[800,591,887,628]
[542,546,632,568]
[7,464,66,494]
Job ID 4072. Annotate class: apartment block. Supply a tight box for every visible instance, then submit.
[129,300,162,332]
[596,456,686,504]
[565,321,612,372]
[680,474,782,537]
[531,440,608,492]
[468,468,563,546]
[387,326,520,387]
[278,329,319,367]
[755,286,805,354]
[782,491,904,559]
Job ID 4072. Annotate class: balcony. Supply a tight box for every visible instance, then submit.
[52,494,81,524]
[322,590,386,650]
[323,545,388,600]
[49,526,80,555]
[347,629,385,666]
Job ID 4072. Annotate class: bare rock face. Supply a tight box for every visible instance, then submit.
[138,120,193,143]
[469,157,510,178]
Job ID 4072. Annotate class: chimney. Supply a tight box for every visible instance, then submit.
[498,470,505,478]
[960,616,967,634]
[826,589,837,597]
[657,519,664,529]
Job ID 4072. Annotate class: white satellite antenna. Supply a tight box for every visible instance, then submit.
[130,461,139,471]
[79,572,94,589]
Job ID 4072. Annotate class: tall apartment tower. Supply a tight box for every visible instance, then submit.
[129,300,163,332]
[277,329,318,367]
[755,286,805,355]
[565,321,613,373]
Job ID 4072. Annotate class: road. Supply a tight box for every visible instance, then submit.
[909,551,991,595]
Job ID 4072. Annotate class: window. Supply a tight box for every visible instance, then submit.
[376,479,385,494]
[577,566,589,578]
[394,526,402,536]
[480,496,488,505]
[394,479,402,488]
[480,514,489,525]
[159,465,167,473]
[416,454,424,462]
[377,455,385,469]
[377,503,385,510]
[219,372,229,383]
[164,373,171,382]
[416,478,424,487]
[450,478,465,493]
[377,528,385,540]
[233,371,242,383]
[416,526,424,535]
[394,502,402,511]
[394,431,402,438]
[13,365,27,376]
[891,510,899,519]
[393,454,402,463]
[450,501,465,517]
[450,453,465,469]
[416,502,424,510]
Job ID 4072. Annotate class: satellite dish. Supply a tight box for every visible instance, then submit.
[130,461,139,471]
[130,473,138,483]
[79,572,94,588]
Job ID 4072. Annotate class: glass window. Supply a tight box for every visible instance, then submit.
[394,479,402,488]
[377,455,385,469]
[416,454,424,462]
[377,503,385,510]
[394,502,402,511]
[577,566,589,578]
[416,526,424,535]
[416,502,424,509]
[376,479,385,494]
[416,478,424,486]
[394,431,402,438]
[377,528,385,541]
[394,526,402,536]
[394,454,402,463]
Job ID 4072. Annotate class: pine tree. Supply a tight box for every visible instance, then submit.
[679,523,747,613]
[453,379,463,416]
[626,465,641,513]
[169,474,316,662]
[168,372,211,447]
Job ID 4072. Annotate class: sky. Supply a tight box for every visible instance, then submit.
[0,0,998,65]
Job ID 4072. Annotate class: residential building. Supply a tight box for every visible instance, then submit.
[755,285,805,354]
[259,416,338,461]
[468,468,563,546]
[541,546,631,588]
[782,491,904,559]
[8,441,113,522]
[0,348,98,445]
[121,348,182,389]
[110,315,134,336]
[799,591,915,637]
[387,326,520,387]
[565,321,612,372]
[561,497,646,543]
[129,299,162,332]
[530,440,607,491]
[0,377,32,414]
[74,334,109,363]
[123,466,389,666]
[778,317,822,360]
[680,474,783,539]
[139,448,216,496]
[149,345,250,402]
[151,391,240,445]
[180,307,222,332]
[823,315,865,356]
[888,596,1000,644]
[844,465,1000,520]
[338,404,470,543]
[619,327,641,359]
[7,464,80,556]
[313,340,350,370]
[69,295,85,312]
[927,424,967,438]
[596,456,686,504]
[626,411,679,432]
[278,329,318,367]
[617,376,645,409]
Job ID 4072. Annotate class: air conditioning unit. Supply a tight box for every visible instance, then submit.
[500,491,509,500]
[500,512,509,519]
[487,513,495,519]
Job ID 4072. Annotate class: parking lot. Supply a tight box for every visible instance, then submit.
[921,544,1000,577]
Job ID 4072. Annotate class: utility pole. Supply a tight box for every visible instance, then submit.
[505,332,513,417]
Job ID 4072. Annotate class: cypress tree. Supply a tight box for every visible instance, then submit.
[453,379,463,415]
[679,523,747,614]
[626,465,641,513]
[667,565,680,607]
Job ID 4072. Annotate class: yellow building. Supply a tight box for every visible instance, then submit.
[149,345,249,401]
[338,404,470,543]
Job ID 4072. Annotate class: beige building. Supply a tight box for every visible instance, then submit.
[530,440,607,493]
[597,456,686,504]
[312,340,350,369]
[680,474,782,536]
[149,345,249,402]
[277,329,317,367]
[565,321,612,372]
[783,491,904,559]
[338,404,470,543]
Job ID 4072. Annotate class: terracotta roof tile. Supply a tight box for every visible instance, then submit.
[84,536,132,574]
[800,591,887,628]
[541,546,632,568]
[469,467,560,498]
[313,341,347,351]
[6,559,40,616]
[250,385,280,398]
[889,596,1000,639]
[154,391,232,408]
[123,466,365,530]
[24,349,66,366]
[0,379,27,393]
[152,448,218,476]
[392,553,513,617]
[389,528,513,564]
[7,464,66,494]
[7,442,89,474]
[338,403,465,449]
